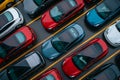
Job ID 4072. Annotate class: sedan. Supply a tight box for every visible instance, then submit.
[41,0,85,31]
[62,38,108,78]
[0,7,24,39]
[104,20,120,47]
[37,68,62,80]
[0,26,36,64]
[41,23,85,60]
[0,0,14,11]
[85,63,120,80]
[85,0,120,28]
[0,50,45,80]
[23,0,60,17]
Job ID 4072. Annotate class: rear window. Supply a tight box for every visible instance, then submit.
[15,32,26,44]
[4,11,13,21]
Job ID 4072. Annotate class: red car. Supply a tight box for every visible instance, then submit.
[0,26,36,64]
[41,0,85,31]
[62,38,108,78]
[37,68,62,80]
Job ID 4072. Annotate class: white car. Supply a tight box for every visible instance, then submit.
[104,20,120,47]
[0,7,24,39]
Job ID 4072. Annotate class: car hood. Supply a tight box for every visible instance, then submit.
[86,9,104,27]
[41,40,60,60]
[41,11,58,30]
[23,0,38,14]
[107,26,120,43]
[62,56,82,78]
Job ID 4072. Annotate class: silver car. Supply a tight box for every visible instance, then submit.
[0,7,24,39]
[104,20,120,47]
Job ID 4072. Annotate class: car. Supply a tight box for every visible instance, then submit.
[104,20,120,47]
[0,0,14,12]
[0,26,36,64]
[41,0,85,31]
[62,38,108,78]
[0,50,45,80]
[23,0,60,17]
[41,23,85,60]
[0,7,24,39]
[85,0,120,28]
[37,68,62,80]
[85,63,120,80]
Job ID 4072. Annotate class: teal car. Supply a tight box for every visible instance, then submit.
[85,0,120,28]
[41,23,85,60]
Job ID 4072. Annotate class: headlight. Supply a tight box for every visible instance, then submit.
[86,12,90,16]
[48,27,53,30]
[70,75,75,78]
[95,24,100,27]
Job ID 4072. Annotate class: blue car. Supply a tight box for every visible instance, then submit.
[41,23,85,60]
[85,0,120,27]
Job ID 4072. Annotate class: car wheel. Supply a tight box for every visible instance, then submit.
[6,2,14,8]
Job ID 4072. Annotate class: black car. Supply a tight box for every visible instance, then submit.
[23,0,60,17]
[0,50,45,80]
[85,63,120,80]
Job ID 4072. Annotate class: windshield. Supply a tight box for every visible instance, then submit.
[96,3,111,19]
[34,0,43,6]
[15,32,26,44]
[50,0,77,22]
[72,43,103,70]
[116,22,120,32]
[52,27,79,53]
[41,74,55,80]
